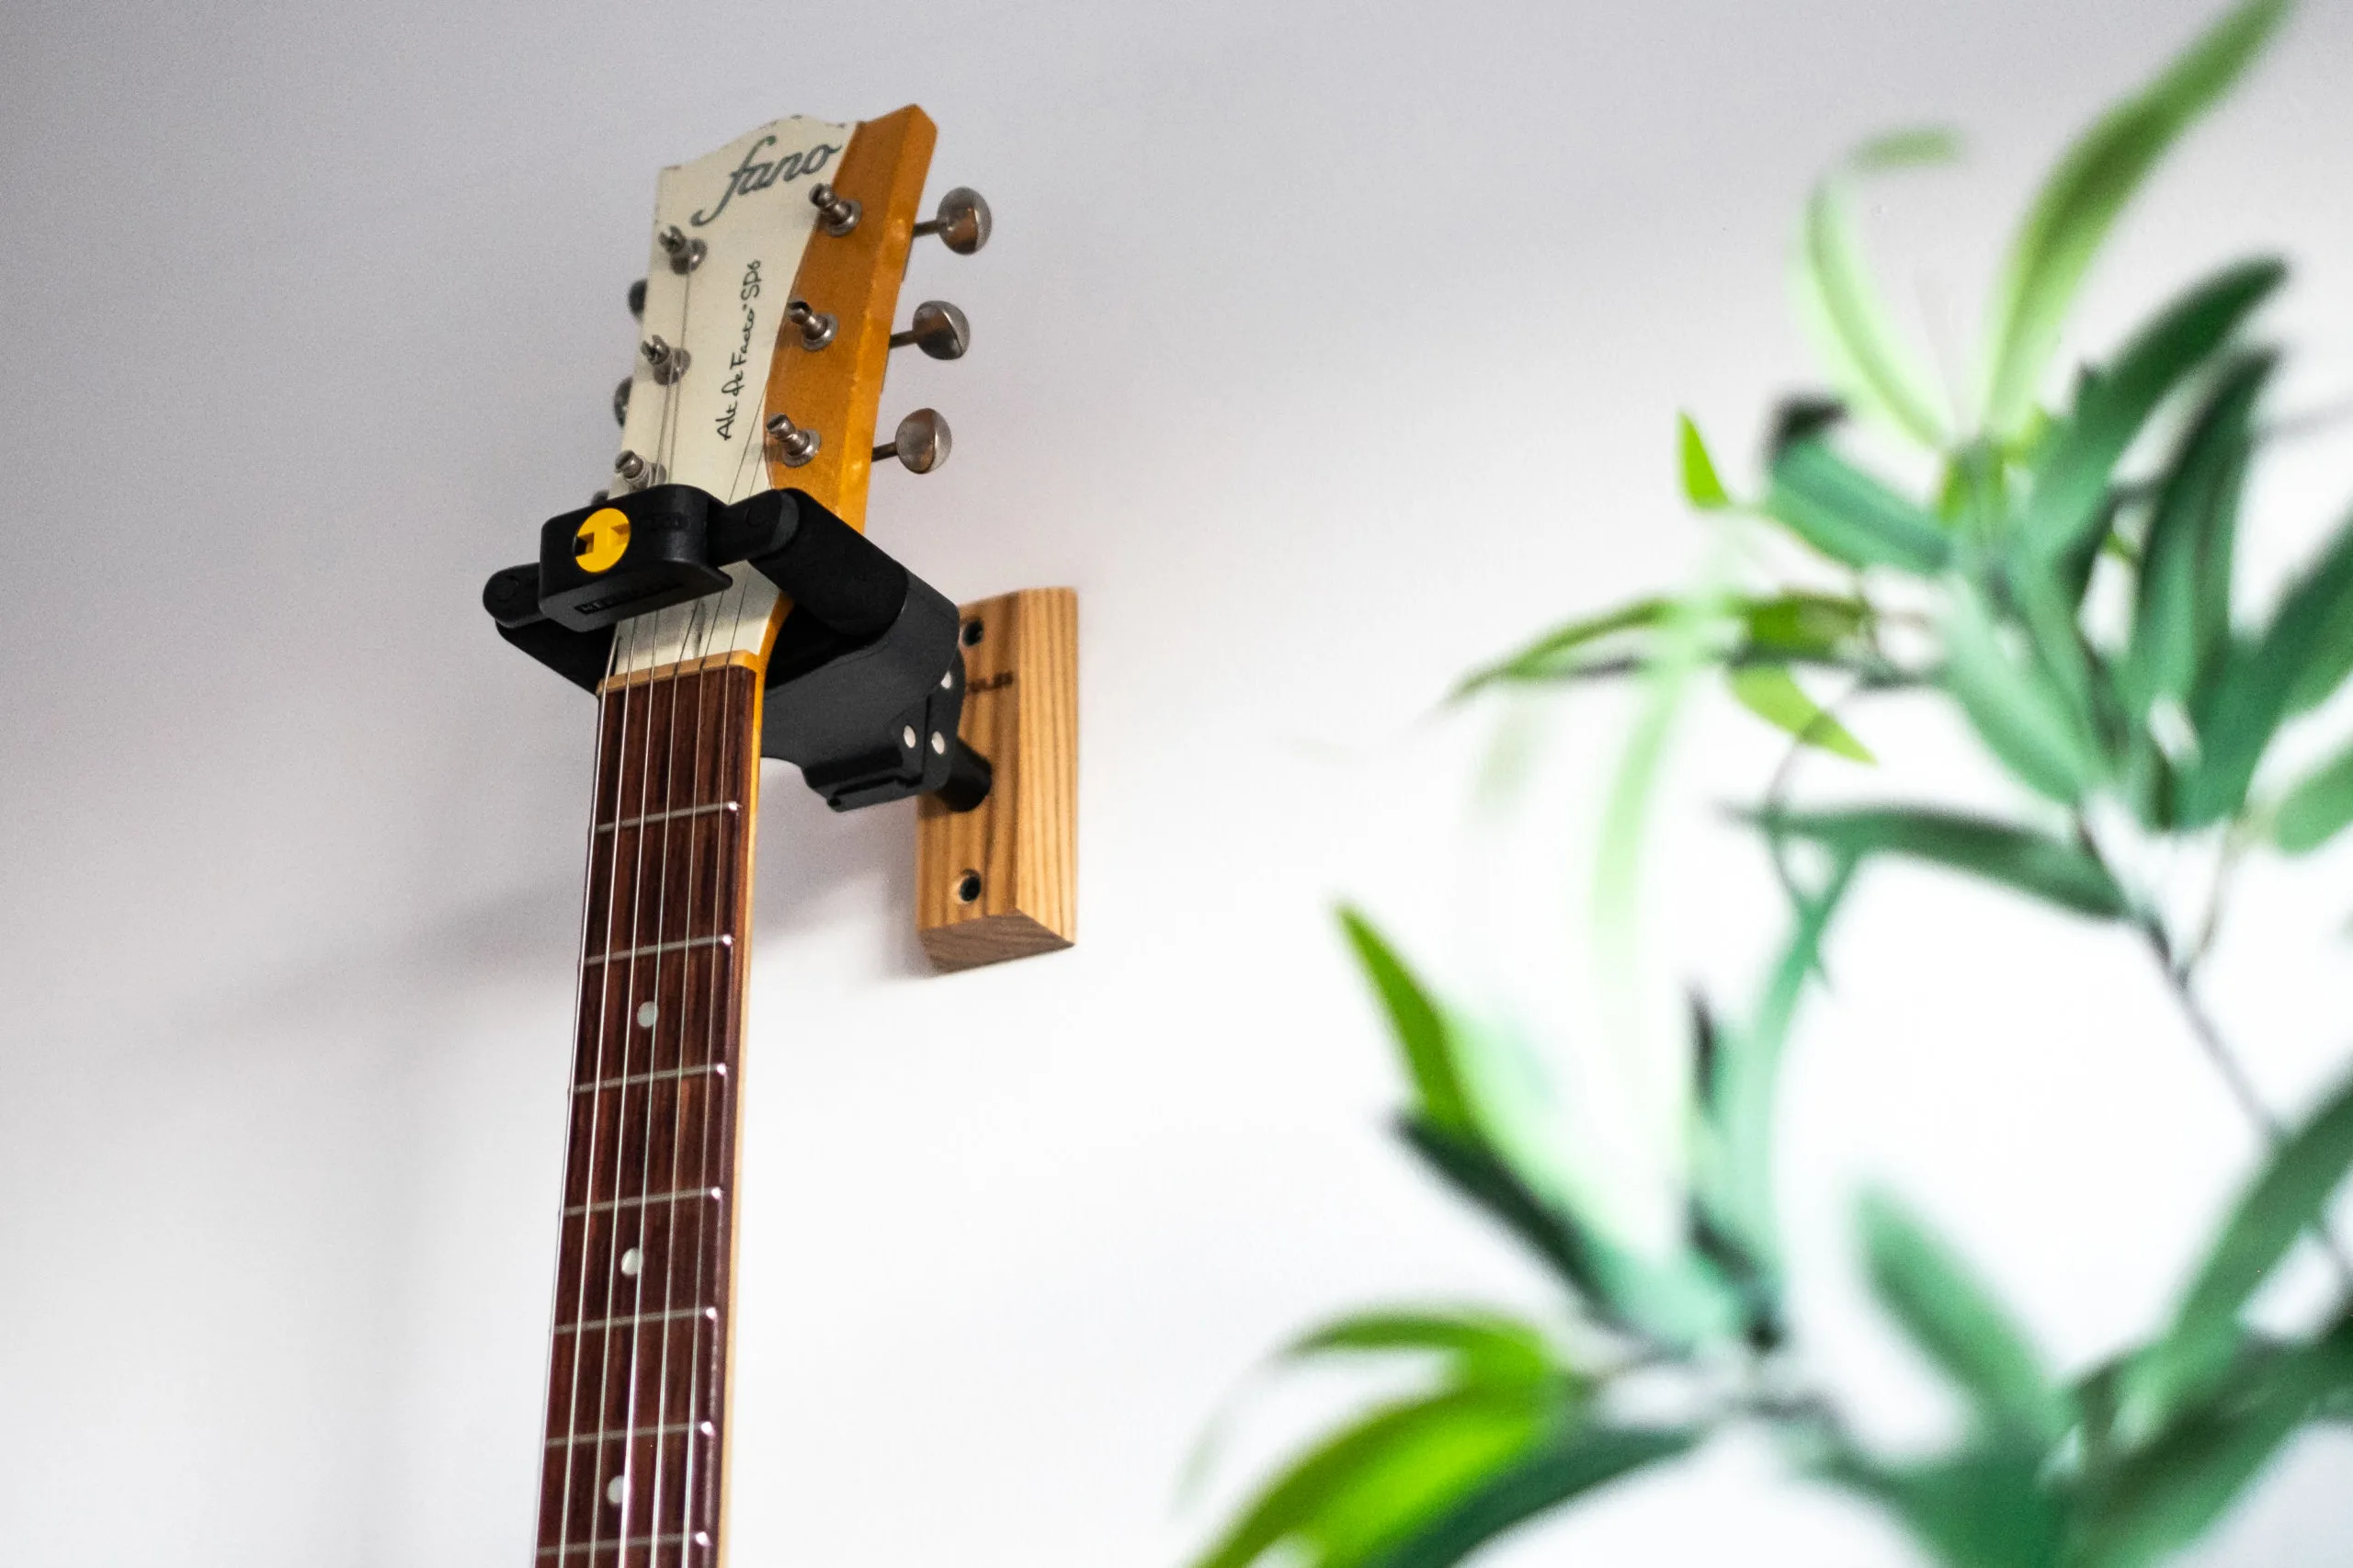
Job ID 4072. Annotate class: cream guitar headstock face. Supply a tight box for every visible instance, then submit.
[613,118,845,509]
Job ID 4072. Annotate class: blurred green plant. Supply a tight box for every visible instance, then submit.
[1188,4,2353,1565]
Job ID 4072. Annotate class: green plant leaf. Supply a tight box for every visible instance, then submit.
[2074,1317,2353,1568]
[1368,1424,1699,1568]
[1859,1190,2065,1446]
[1726,665,1875,762]
[1397,1119,1739,1348]
[1679,414,1732,509]
[2284,511,2353,714]
[1190,1387,1549,1568]
[2133,1064,2353,1421]
[1697,859,1857,1278]
[1821,1442,2063,1568]
[1742,592,1874,658]
[2127,350,2274,714]
[1798,139,1954,449]
[1452,598,1675,695]
[1341,910,1475,1138]
[1286,1310,1557,1394]
[1940,580,2105,804]
[2275,738,2353,854]
[1747,806,2129,919]
[1452,591,1881,697]
[2183,514,2353,824]
[1981,0,2291,434]
[1855,126,1964,168]
[2016,258,2285,570]
[1766,437,1953,575]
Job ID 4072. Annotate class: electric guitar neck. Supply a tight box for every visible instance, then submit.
[513,105,983,1566]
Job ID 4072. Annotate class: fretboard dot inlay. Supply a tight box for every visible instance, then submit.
[620,1246,644,1277]
[637,1000,659,1028]
[607,1474,627,1506]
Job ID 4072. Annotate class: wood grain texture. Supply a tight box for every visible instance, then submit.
[916,588,1077,971]
[761,105,937,533]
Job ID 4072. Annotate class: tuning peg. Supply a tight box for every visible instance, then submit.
[873,409,951,473]
[765,412,821,467]
[912,187,991,255]
[641,335,689,385]
[809,183,860,236]
[786,299,837,351]
[889,300,970,361]
[613,449,665,490]
[656,224,706,274]
[612,377,631,427]
[628,278,646,319]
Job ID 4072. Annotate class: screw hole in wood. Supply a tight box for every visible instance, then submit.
[954,869,983,904]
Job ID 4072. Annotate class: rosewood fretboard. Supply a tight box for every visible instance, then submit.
[539,659,762,1567]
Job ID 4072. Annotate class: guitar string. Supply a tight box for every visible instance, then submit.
[557,610,643,1566]
[626,591,711,1559]
[679,583,740,1553]
[660,268,694,482]
[585,231,701,1563]
[569,203,695,1559]
[677,570,758,1557]
[592,598,689,1563]
[637,246,717,1561]
[605,238,715,1560]
[546,620,626,1562]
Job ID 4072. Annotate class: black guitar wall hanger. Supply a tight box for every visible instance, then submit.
[483,481,992,814]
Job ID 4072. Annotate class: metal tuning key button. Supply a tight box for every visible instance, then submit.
[889,300,970,360]
[656,223,707,273]
[787,299,837,350]
[809,182,860,236]
[627,278,646,318]
[612,377,631,427]
[765,412,821,467]
[873,409,951,473]
[912,187,991,255]
[641,335,690,384]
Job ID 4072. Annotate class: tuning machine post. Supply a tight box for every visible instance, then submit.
[612,449,665,491]
[641,335,690,385]
[765,412,821,467]
[656,224,707,273]
[809,183,861,236]
[912,187,991,255]
[787,300,837,351]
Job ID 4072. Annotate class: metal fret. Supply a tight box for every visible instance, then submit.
[596,801,740,834]
[564,1186,725,1217]
[583,934,733,966]
[554,1305,717,1335]
[572,1062,724,1095]
[538,1537,696,1558]
[545,1420,716,1448]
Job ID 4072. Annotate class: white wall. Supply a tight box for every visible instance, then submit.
[3,2,2350,1564]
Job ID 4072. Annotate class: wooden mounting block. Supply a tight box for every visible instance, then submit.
[915,587,1077,970]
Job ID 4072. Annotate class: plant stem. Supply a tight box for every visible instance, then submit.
[2074,819,2353,1289]
[2133,915,2353,1290]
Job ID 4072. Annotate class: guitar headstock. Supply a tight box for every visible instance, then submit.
[483,104,1002,812]
[584,106,984,675]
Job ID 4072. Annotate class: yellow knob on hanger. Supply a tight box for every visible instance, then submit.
[574,507,631,574]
